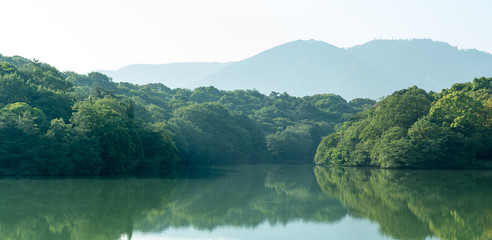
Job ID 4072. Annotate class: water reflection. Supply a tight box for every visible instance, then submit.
[135,164,346,231]
[314,166,492,240]
[1,165,490,240]
[0,164,345,240]
[0,178,177,240]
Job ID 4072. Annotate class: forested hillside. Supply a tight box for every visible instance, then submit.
[69,71,372,165]
[0,55,370,176]
[4,53,489,175]
[314,78,492,169]
[0,56,180,176]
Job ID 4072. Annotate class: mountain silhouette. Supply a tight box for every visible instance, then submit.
[97,39,492,99]
[96,62,231,89]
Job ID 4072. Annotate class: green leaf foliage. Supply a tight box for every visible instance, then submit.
[0,56,179,176]
[168,103,268,163]
[0,55,368,175]
[315,79,492,169]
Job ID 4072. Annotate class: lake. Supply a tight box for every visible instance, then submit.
[0,163,490,240]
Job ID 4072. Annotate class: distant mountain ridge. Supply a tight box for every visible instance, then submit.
[97,39,492,99]
[96,62,232,89]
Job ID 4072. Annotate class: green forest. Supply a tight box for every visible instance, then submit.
[315,79,492,169]
[1,54,491,175]
[0,55,372,176]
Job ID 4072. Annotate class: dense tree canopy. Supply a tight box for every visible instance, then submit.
[168,102,268,163]
[315,79,492,169]
[0,56,178,176]
[3,54,490,174]
[0,55,368,175]
[67,66,369,164]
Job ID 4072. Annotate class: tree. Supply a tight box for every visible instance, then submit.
[266,124,314,161]
[71,98,138,175]
[313,85,492,169]
[0,102,47,175]
[168,103,268,164]
[428,92,485,134]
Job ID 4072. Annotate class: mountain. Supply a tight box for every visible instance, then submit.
[347,39,492,94]
[198,40,390,99]
[96,62,232,89]
[97,39,492,100]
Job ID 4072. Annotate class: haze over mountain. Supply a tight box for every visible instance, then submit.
[97,62,232,89]
[97,39,492,100]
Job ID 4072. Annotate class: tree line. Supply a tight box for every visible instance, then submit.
[314,78,492,169]
[0,55,371,176]
[3,54,489,175]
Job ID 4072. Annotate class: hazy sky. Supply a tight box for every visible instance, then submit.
[1,0,491,73]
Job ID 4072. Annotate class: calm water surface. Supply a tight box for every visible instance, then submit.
[0,164,490,240]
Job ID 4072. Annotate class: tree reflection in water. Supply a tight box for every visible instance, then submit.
[0,164,344,240]
[315,166,492,240]
[2,164,489,240]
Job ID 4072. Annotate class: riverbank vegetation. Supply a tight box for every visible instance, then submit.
[2,54,491,175]
[0,55,370,176]
[314,78,492,169]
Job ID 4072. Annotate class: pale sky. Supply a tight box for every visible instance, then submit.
[1,0,491,73]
